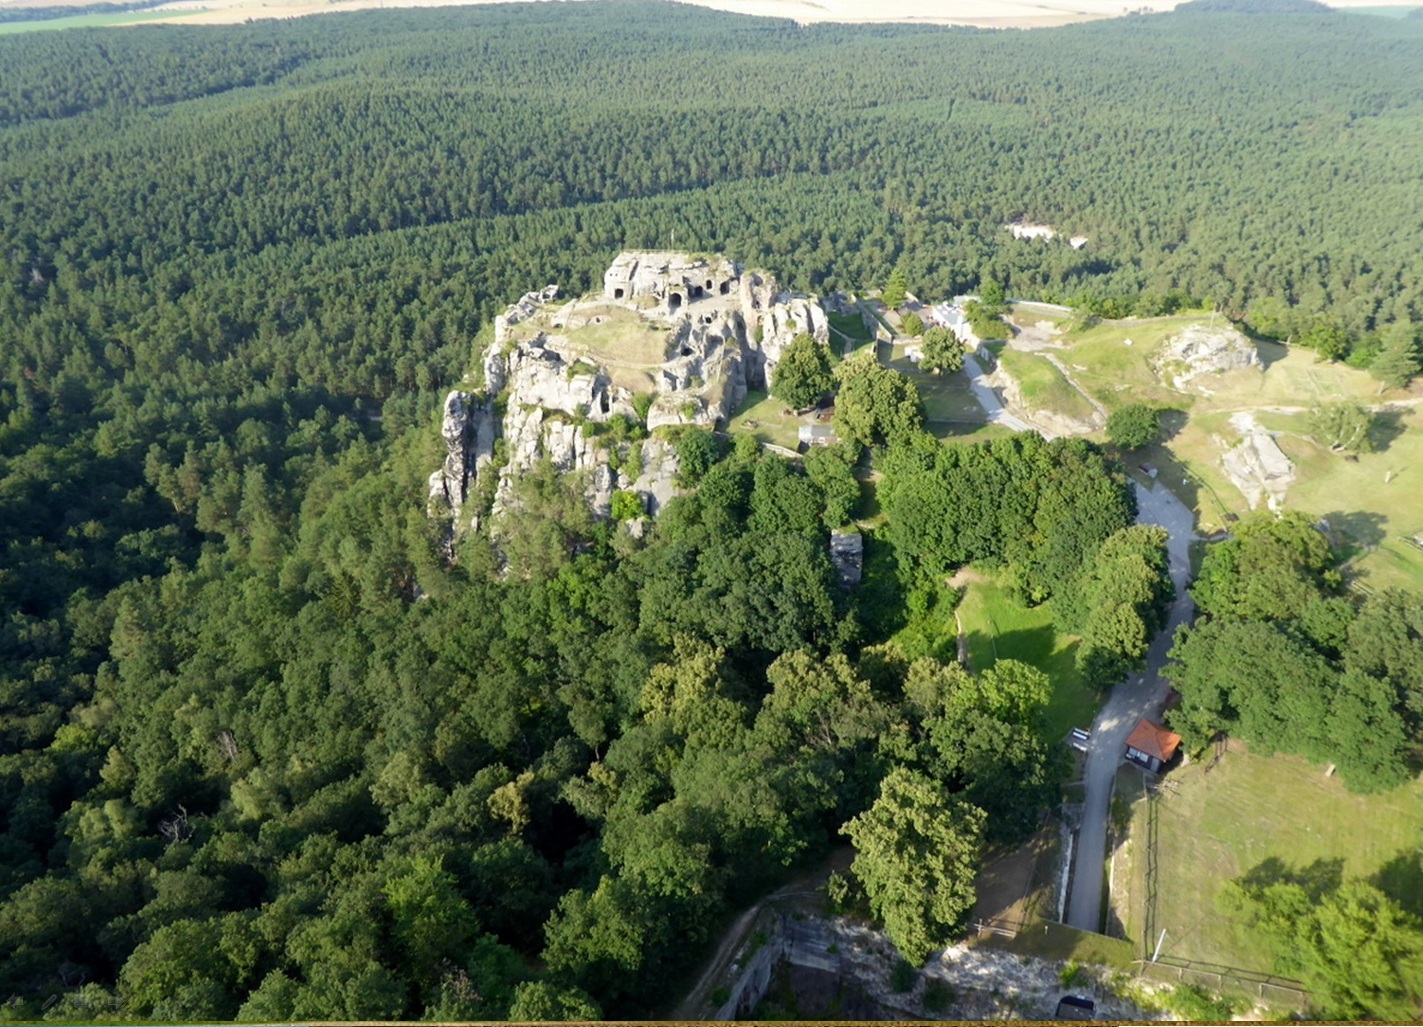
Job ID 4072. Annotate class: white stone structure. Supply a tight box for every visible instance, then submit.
[603,251,740,313]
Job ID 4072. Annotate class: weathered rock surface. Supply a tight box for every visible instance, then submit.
[430,252,827,539]
[646,310,750,431]
[1153,324,1260,393]
[1220,411,1294,510]
[739,272,830,390]
[426,390,497,526]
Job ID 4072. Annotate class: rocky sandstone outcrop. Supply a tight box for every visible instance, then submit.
[1153,324,1260,393]
[429,253,829,538]
[1220,411,1294,510]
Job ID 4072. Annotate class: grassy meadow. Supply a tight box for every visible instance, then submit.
[1114,743,1423,975]
[956,573,1098,743]
[1000,308,1423,589]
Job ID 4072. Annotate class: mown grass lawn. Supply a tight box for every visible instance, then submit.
[1116,743,1423,974]
[956,573,1098,743]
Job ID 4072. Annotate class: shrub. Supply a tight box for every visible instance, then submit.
[610,490,643,521]
[1106,404,1160,449]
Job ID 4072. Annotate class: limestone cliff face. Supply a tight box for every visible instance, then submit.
[737,271,830,391]
[429,253,828,537]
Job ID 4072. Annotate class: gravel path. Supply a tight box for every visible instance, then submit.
[959,357,1198,934]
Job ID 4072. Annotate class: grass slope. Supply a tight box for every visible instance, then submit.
[957,573,1096,743]
[997,348,1098,422]
[1116,743,1423,974]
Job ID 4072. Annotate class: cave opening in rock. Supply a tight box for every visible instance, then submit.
[613,288,624,299]
[668,293,682,313]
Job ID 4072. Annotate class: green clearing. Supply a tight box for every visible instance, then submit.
[956,573,1097,743]
[1010,311,1423,588]
[827,310,873,350]
[926,420,1017,445]
[1049,316,1202,412]
[0,9,201,32]
[883,346,987,426]
[997,348,1097,422]
[727,389,805,450]
[1273,404,1423,590]
[544,303,673,367]
[1116,744,1423,974]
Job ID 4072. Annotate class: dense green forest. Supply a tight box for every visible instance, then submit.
[3,1,1423,1019]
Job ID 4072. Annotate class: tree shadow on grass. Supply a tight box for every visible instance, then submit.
[968,624,1059,668]
[1368,408,1408,453]
[1238,856,1345,901]
[1371,849,1423,920]
[1134,440,1208,525]
[1321,509,1388,556]
[1157,408,1190,443]
[1253,338,1290,372]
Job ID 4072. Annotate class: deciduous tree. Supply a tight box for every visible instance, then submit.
[843,768,984,964]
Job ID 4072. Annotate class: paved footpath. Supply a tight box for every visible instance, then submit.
[956,348,1199,932]
[1065,480,1196,932]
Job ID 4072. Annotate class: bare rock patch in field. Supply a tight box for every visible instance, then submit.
[1220,411,1294,510]
[1153,324,1260,394]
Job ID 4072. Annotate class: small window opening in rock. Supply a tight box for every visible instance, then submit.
[705,279,713,290]
[680,346,692,357]
[614,288,625,299]
[690,285,704,299]
[702,315,714,326]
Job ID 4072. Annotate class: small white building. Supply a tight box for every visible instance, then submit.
[931,299,979,347]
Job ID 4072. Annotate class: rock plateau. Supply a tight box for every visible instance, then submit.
[428,252,830,538]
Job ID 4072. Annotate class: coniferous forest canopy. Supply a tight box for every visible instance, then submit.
[2,1,1423,1020]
